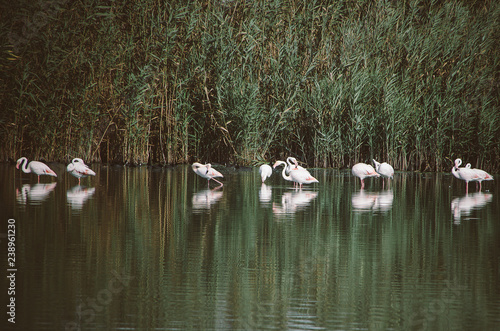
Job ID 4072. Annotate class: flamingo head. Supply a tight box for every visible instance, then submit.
[16,157,26,169]
[273,161,285,169]
[192,162,203,171]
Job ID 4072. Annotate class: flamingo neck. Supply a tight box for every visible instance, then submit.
[280,163,292,181]
[452,165,464,180]
[20,158,31,173]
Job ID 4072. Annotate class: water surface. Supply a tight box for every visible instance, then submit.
[1,163,499,330]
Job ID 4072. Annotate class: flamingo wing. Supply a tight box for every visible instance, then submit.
[31,161,57,177]
[74,162,96,176]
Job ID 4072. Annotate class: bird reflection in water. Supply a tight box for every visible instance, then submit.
[272,190,318,217]
[259,183,272,206]
[451,192,493,224]
[192,186,223,213]
[16,183,57,205]
[351,190,394,213]
[66,185,96,211]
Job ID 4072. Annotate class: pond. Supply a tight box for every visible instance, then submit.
[1,162,499,330]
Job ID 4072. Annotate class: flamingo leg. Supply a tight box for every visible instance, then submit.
[38,175,40,183]
[360,179,365,189]
[211,178,223,187]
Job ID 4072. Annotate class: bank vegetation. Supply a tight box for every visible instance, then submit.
[1,0,498,171]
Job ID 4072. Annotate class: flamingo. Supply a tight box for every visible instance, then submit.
[286,157,306,173]
[451,159,480,194]
[16,157,57,183]
[286,157,308,187]
[352,163,380,189]
[372,159,394,188]
[259,164,273,183]
[67,158,96,184]
[273,160,318,189]
[192,162,224,187]
[465,163,494,192]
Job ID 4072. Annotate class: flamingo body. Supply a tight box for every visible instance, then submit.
[67,158,96,184]
[16,157,57,183]
[259,164,273,183]
[286,157,306,173]
[273,160,318,189]
[372,159,394,179]
[192,162,224,187]
[352,163,380,189]
[373,159,394,188]
[452,159,480,194]
[465,163,494,192]
[286,157,309,188]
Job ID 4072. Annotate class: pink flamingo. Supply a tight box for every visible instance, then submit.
[16,157,57,183]
[452,159,480,194]
[352,163,380,189]
[67,158,96,184]
[259,164,273,183]
[273,160,318,189]
[192,162,224,187]
[372,159,394,188]
[465,163,494,192]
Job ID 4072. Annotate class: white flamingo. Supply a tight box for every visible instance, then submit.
[16,157,57,183]
[286,157,306,172]
[465,163,494,192]
[286,157,308,187]
[452,159,479,194]
[67,158,96,184]
[373,159,394,188]
[352,163,379,189]
[192,162,224,187]
[259,164,273,183]
[273,160,318,189]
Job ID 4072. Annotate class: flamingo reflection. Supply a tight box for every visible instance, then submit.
[352,190,394,213]
[16,183,57,205]
[451,192,493,224]
[192,187,223,213]
[67,185,96,210]
[272,190,318,217]
[259,183,272,205]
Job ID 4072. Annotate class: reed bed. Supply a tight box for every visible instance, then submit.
[1,0,498,172]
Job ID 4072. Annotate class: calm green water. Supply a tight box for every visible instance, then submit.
[1,163,499,330]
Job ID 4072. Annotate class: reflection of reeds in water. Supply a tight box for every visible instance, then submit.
[2,1,499,172]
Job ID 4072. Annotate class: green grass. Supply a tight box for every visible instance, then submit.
[1,0,498,172]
